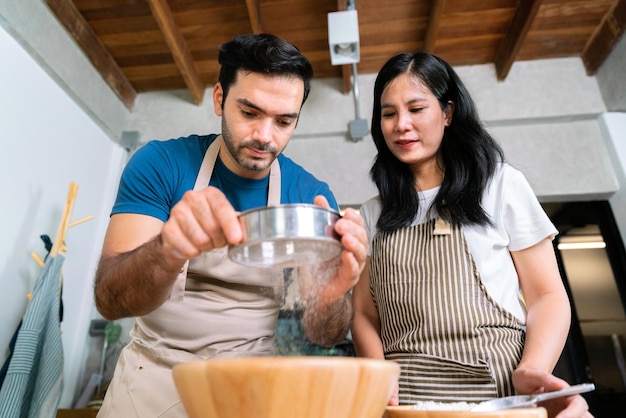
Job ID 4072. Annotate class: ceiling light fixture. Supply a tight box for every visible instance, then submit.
[327,10,360,66]
[558,241,607,250]
[557,234,606,250]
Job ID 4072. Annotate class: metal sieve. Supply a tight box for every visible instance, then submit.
[228,204,343,268]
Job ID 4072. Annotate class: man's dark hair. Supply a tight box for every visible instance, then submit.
[218,33,314,107]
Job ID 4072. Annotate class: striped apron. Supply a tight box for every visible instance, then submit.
[369,217,525,404]
[97,136,285,417]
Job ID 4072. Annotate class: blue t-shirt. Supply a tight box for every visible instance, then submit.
[111,134,338,220]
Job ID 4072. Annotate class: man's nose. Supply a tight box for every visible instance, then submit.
[253,118,273,143]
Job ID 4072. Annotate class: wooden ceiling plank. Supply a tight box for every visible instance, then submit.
[44,0,137,109]
[494,0,543,80]
[582,0,626,75]
[48,0,621,97]
[424,0,446,52]
[146,0,205,104]
[245,0,264,33]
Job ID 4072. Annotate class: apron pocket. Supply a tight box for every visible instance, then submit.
[128,364,186,417]
[387,352,498,404]
[127,343,192,417]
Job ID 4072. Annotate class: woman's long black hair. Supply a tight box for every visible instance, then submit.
[370,52,504,232]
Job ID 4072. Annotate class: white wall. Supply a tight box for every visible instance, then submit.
[596,33,626,245]
[602,112,626,245]
[0,25,126,408]
[0,0,129,139]
[597,31,626,112]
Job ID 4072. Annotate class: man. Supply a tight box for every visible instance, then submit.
[94,33,368,417]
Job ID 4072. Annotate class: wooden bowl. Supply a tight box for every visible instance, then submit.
[173,356,401,418]
[384,405,548,418]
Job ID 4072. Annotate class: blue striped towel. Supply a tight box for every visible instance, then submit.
[0,254,65,418]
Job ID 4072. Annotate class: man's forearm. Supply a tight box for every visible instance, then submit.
[94,234,184,320]
[302,292,353,347]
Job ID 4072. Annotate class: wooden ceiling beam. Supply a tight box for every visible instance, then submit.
[245,0,264,33]
[147,0,205,104]
[424,0,446,52]
[494,0,543,81]
[582,0,626,75]
[44,0,137,109]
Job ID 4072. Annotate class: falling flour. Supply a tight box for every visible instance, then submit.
[281,244,342,313]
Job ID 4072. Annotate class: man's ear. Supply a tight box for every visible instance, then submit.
[213,82,224,117]
[444,101,455,126]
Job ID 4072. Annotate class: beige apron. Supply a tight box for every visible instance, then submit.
[369,217,525,405]
[98,136,285,417]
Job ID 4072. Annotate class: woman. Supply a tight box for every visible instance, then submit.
[351,52,591,417]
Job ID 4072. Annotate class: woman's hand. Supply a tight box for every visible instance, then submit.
[513,367,593,418]
[388,382,400,406]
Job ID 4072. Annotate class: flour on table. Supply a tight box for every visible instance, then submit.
[411,401,477,411]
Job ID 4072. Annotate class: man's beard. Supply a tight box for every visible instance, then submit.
[221,118,277,172]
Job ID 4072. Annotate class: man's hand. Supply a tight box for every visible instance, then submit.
[311,195,368,303]
[300,196,369,346]
[160,186,243,267]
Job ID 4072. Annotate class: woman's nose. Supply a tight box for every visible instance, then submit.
[395,111,412,131]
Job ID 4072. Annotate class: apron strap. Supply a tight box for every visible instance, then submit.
[267,155,281,206]
[170,135,281,301]
[193,134,222,191]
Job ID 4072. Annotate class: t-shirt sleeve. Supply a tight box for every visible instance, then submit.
[359,196,382,254]
[501,166,558,252]
[277,155,340,211]
[316,183,339,211]
[111,141,176,222]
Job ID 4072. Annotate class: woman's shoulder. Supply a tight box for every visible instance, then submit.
[360,195,382,212]
[493,161,521,178]
[360,195,382,222]
[488,162,531,190]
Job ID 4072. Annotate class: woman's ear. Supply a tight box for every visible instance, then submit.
[444,101,455,126]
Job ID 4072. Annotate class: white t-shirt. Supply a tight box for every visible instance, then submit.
[360,163,558,323]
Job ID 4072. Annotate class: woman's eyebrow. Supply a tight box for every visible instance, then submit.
[381,98,427,109]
